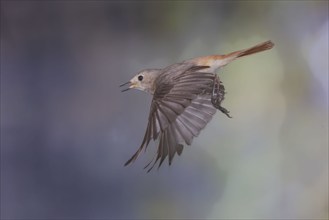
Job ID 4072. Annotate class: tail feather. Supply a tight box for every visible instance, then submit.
[227,40,274,58]
[220,40,274,67]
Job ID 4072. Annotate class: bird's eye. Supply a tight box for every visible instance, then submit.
[138,75,143,81]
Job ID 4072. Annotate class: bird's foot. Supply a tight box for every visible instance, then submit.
[211,75,232,118]
[218,105,232,118]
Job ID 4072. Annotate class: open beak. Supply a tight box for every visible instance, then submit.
[119,81,135,92]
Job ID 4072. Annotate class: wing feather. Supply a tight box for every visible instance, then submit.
[178,112,201,136]
[167,125,178,164]
[158,130,169,168]
[125,64,219,170]
[175,117,194,145]
[155,106,169,131]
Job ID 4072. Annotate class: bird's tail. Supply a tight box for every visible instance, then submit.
[191,40,274,69]
[226,40,274,59]
[221,40,274,66]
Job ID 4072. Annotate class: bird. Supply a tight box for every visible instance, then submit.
[120,40,274,172]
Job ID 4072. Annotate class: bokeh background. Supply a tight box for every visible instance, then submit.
[1,1,328,219]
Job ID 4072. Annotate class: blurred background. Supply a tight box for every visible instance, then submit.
[1,1,328,219]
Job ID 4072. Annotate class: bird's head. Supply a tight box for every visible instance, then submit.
[120,69,161,94]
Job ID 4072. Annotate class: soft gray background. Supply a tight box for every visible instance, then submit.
[1,1,328,219]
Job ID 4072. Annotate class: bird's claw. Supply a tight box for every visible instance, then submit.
[211,75,232,118]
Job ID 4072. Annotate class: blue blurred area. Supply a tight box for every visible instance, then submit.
[1,1,328,219]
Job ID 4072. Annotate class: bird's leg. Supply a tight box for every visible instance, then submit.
[211,75,232,118]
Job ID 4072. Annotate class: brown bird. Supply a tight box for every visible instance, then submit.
[121,40,274,172]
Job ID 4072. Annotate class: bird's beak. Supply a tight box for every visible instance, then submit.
[119,81,136,92]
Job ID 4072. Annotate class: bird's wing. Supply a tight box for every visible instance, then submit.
[124,64,217,171]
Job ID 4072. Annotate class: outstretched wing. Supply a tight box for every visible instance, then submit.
[124,64,217,171]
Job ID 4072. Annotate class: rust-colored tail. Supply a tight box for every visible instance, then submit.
[227,40,274,58]
[219,40,274,67]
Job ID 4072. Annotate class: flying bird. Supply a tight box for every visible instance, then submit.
[121,40,274,172]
